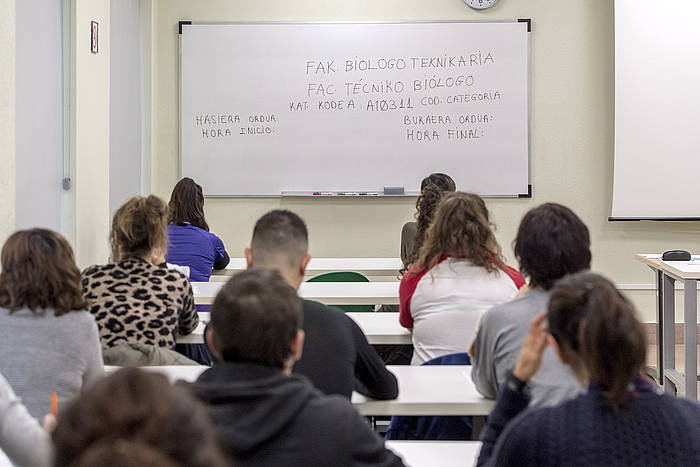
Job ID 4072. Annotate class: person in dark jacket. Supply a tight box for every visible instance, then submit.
[242,209,398,400]
[477,272,700,467]
[190,269,405,467]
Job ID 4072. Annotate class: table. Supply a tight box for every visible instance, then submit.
[192,281,400,306]
[213,257,403,278]
[177,312,411,345]
[386,441,481,467]
[636,254,699,399]
[106,365,493,416]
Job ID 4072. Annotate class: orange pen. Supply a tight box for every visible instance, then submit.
[50,392,58,416]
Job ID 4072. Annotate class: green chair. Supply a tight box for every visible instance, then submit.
[306,271,374,312]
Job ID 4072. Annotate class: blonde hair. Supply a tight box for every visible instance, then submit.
[111,195,168,262]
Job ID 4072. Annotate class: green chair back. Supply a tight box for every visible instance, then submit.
[306,271,373,312]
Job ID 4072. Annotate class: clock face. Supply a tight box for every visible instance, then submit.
[465,0,499,9]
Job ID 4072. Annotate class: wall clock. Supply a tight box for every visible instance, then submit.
[464,0,499,9]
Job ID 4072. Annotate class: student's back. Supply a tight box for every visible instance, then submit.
[193,269,404,467]
[488,381,700,466]
[192,362,402,467]
[167,224,227,281]
[294,300,398,400]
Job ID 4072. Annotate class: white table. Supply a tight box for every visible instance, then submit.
[192,281,400,306]
[178,312,411,345]
[213,257,403,278]
[636,254,699,399]
[107,365,493,416]
[386,441,481,467]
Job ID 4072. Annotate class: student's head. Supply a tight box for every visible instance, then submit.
[514,203,591,289]
[207,268,304,372]
[168,177,209,231]
[0,228,86,316]
[244,210,310,288]
[111,195,168,263]
[414,192,503,274]
[52,367,227,467]
[405,173,457,269]
[547,272,647,414]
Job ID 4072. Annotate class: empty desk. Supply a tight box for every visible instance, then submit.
[177,312,411,345]
[386,441,481,467]
[107,365,493,416]
[192,281,400,306]
[212,257,403,278]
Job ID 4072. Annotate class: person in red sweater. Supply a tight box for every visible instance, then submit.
[399,192,524,365]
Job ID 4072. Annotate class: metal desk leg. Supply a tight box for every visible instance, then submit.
[662,274,676,393]
[656,270,664,384]
[683,279,698,400]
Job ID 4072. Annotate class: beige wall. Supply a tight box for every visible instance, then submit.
[0,0,15,249]
[152,0,700,322]
[72,0,111,268]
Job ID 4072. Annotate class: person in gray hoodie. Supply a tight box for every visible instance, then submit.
[190,268,405,467]
[470,203,591,407]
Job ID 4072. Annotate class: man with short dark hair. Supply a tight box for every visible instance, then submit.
[470,203,592,407]
[191,269,404,467]
[244,210,398,400]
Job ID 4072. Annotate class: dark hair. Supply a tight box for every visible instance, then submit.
[548,272,647,415]
[514,203,591,289]
[404,173,456,269]
[250,210,308,269]
[210,268,302,368]
[52,368,227,467]
[0,229,87,316]
[111,195,168,261]
[168,177,209,231]
[413,192,504,275]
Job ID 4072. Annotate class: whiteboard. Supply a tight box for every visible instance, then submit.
[180,21,530,197]
[612,0,700,219]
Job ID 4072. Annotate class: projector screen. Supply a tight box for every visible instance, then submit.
[612,0,700,219]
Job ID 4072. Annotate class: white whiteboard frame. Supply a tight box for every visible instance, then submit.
[178,20,532,198]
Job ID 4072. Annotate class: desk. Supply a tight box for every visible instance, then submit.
[386,441,481,467]
[636,254,699,399]
[107,365,493,416]
[177,312,411,345]
[213,257,403,278]
[192,281,400,306]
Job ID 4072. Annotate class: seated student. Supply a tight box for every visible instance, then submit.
[471,203,591,407]
[53,367,227,467]
[401,173,456,269]
[191,269,405,467]
[400,192,524,365]
[477,272,700,467]
[82,195,199,358]
[0,372,52,467]
[166,177,229,282]
[243,210,398,400]
[0,229,103,418]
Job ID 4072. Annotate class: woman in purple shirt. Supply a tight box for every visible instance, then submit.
[166,178,229,282]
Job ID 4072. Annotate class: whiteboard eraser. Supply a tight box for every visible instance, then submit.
[383,186,405,195]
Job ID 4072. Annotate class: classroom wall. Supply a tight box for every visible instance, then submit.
[0,0,16,248]
[72,0,111,268]
[151,0,700,322]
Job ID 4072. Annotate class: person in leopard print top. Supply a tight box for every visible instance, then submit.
[82,195,198,349]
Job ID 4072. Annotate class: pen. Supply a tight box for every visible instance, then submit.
[51,392,58,416]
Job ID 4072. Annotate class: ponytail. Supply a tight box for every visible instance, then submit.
[111,195,168,261]
[548,272,647,414]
